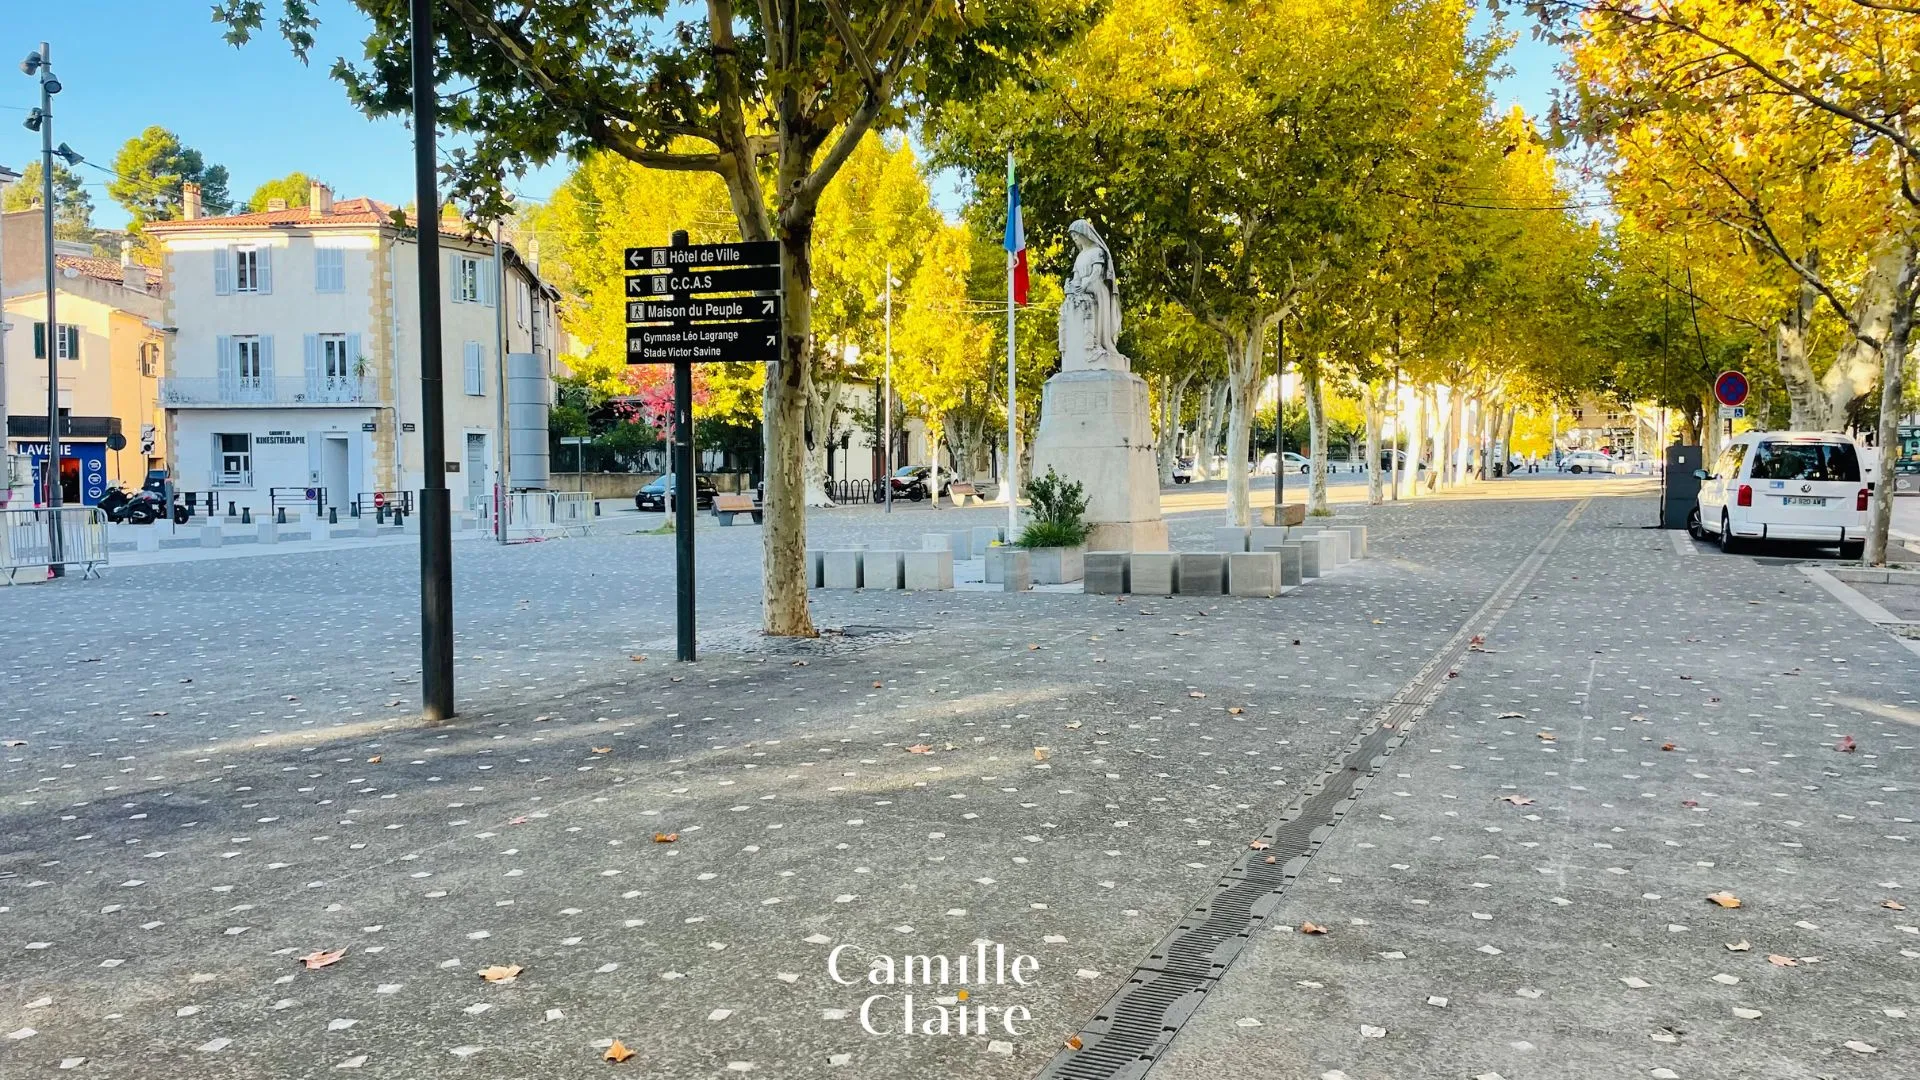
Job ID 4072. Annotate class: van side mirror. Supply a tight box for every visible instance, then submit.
[1691,468,1710,480]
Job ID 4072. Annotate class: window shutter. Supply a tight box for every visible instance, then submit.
[64,325,78,361]
[449,253,463,302]
[214,248,233,295]
[464,342,482,396]
[482,260,496,308]
[259,335,276,383]
[257,246,274,294]
[34,322,45,359]
[303,334,320,388]
[216,335,235,389]
[315,247,341,293]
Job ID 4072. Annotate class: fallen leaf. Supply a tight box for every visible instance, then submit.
[1188,691,1207,699]
[1227,707,1244,715]
[1536,732,1556,742]
[299,949,346,970]
[1706,892,1743,909]
[1033,748,1050,762]
[1497,795,1534,806]
[604,1039,635,1063]
[872,681,883,688]
[791,660,808,667]
[1299,921,1328,935]
[1662,743,1677,752]
[1027,644,1040,651]
[1885,900,1906,911]
[1837,735,1856,752]
[1250,839,1270,850]
[653,833,679,844]
[906,745,934,755]
[1681,799,1699,808]
[629,654,647,662]
[366,756,382,764]
[1725,940,1751,952]
[478,965,522,983]
[1263,855,1277,864]
[507,816,528,825]
[1066,720,1084,729]
[592,747,612,754]
[1496,711,1524,719]
[1064,1035,1083,1050]
[1767,954,1798,967]
[2,739,25,747]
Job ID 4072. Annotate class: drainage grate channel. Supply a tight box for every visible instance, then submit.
[1036,499,1589,1080]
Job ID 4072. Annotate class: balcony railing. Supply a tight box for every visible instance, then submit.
[160,376,376,407]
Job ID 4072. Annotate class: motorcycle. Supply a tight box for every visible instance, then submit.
[97,485,170,525]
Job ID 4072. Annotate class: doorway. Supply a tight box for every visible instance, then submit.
[465,433,487,509]
[321,436,350,517]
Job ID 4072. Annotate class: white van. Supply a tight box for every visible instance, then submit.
[1690,431,1870,557]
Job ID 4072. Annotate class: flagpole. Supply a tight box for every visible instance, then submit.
[1006,150,1018,540]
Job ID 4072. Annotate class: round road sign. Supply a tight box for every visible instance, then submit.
[1714,370,1749,408]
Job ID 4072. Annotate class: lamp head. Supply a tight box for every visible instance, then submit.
[22,108,43,133]
[20,51,42,77]
[53,143,81,167]
[41,72,61,95]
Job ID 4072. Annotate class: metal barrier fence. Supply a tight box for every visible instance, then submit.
[269,486,326,519]
[2,507,108,582]
[353,491,414,518]
[483,491,594,536]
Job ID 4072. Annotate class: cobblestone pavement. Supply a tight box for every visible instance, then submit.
[1,481,1910,1079]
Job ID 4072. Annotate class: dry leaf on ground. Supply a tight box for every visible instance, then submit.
[1725,940,1751,951]
[299,949,346,970]
[1498,795,1534,806]
[1767,955,1798,967]
[592,747,612,754]
[479,965,522,983]
[1299,922,1329,935]
[1227,707,1244,715]
[1065,1035,1083,1050]
[653,833,679,844]
[366,756,381,764]
[1837,735,1856,752]
[1033,748,1050,762]
[1706,892,1743,909]
[1662,743,1677,751]
[604,1039,635,1063]
[1250,839,1270,850]
[1536,732,1556,741]
[906,745,933,755]
[1885,900,1906,911]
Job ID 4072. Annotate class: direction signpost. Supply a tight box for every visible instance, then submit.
[626,233,783,663]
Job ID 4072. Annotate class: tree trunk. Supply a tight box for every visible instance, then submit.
[761,215,817,637]
[802,370,842,506]
[1303,359,1330,514]
[1158,372,1191,486]
[1221,317,1274,527]
[1365,380,1384,506]
[1777,276,1821,429]
[1817,245,1907,429]
[1445,389,1465,486]
[1411,387,1430,496]
[1193,379,1227,481]
[1865,245,1918,565]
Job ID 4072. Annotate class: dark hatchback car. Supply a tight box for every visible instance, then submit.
[635,474,718,512]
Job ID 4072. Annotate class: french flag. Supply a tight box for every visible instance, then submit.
[1004,168,1028,306]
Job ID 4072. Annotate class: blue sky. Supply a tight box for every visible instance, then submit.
[4,3,1568,231]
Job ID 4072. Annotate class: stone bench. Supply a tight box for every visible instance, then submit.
[1260,502,1308,527]
[948,481,979,507]
[1227,551,1282,597]
[862,549,903,590]
[1085,551,1129,594]
[1176,552,1226,595]
[1130,551,1179,595]
[903,549,954,590]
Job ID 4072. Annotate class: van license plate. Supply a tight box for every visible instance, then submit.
[1783,496,1827,507]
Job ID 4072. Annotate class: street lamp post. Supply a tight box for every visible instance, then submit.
[408,2,455,722]
[22,43,64,576]
[883,263,893,514]
[1273,319,1285,516]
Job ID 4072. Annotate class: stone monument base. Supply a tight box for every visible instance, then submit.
[1029,368,1167,552]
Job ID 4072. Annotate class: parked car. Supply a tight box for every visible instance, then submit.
[1560,450,1619,474]
[1171,457,1196,484]
[1378,449,1427,473]
[1255,451,1312,475]
[883,465,960,502]
[1690,431,1868,558]
[635,474,718,512]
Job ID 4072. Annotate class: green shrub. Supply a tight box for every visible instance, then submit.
[1017,467,1090,547]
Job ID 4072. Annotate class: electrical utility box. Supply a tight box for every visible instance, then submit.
[1662,443,1703,529]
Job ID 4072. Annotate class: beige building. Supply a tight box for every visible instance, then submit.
[2,207,166,507]
[146,181,558,517]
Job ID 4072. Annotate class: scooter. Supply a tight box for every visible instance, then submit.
[96,485,170,525]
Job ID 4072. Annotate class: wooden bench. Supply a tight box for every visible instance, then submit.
[948,481,978,507]
[712,493,762,525]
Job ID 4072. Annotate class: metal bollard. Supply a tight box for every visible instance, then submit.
[377,505,387,524]
[228,500,238,518]
[241,506,252,524]
[329,507,338,525]
[350,502,360,518]
[595,501,602,516]
[276,506,287,525]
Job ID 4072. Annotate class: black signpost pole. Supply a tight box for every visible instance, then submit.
[671,232,697,662]
[411,0,455,723]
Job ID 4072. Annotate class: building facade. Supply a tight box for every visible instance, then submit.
[148,182,558,517]
[3,207,166,508]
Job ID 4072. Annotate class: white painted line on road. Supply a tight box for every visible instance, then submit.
[1668,530,1698,557]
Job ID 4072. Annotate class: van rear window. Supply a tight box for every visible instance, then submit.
[1748,440,1861,482]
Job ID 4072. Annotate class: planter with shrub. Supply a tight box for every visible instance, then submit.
[1017,467,1089,584]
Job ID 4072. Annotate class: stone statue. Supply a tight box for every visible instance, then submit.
[1058,220,1124,372]
[1030,218,1167,551]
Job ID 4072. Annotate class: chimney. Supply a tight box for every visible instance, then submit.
[120,238,133,269]
[119,239,149,293]
[181,182,202,221]
[267,197,288,212]
[308,180,333,218]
